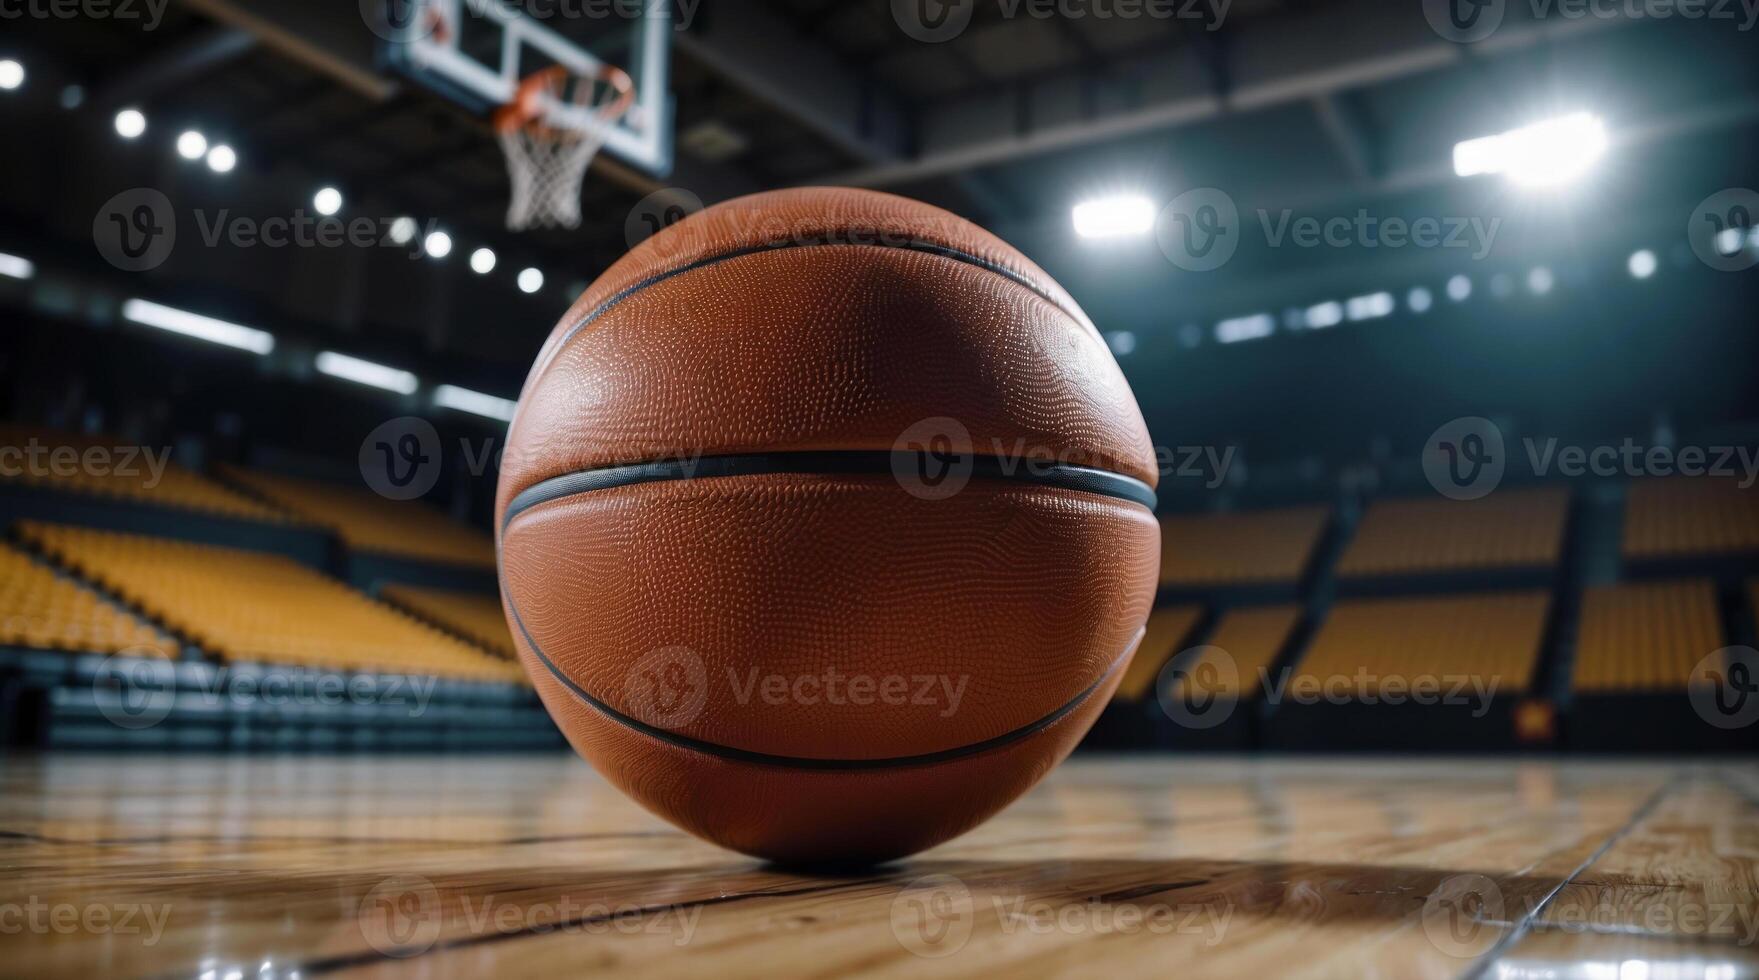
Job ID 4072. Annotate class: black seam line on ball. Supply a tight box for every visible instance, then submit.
[544,238,1093,367]
[500,584,1138,772]
[502,451,1158,529]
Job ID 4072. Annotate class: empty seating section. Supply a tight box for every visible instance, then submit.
[0,425,286,523]
[220,466,493,569]
[18,522,521,682]
[1294,592,1550,696]
[1170,604,1303,701]
[1115,605,1203,701]
[380,584,516,659]
[1572,580,1723,693]
[1159,507,1328,588]
[0,543,172,654]
[1335,487,1568,578]
[1622,478,1759,560]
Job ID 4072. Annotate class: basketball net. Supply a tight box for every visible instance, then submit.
[495,65,635,231]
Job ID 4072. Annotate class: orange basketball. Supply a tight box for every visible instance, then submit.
[496,187,1160,864]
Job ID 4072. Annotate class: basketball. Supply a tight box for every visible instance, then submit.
[494,187,1162,863]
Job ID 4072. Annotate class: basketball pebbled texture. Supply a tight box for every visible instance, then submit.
[496,187,1160,865]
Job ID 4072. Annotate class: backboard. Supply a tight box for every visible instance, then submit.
[376,0,674,179]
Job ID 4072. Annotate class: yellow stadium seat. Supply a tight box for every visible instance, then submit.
[1159,507,1329,588]
[17,522,522,684]
[379,583,517,660]
[0,542,173,655]
[1573,579,1724,693]
[218,465,493,569]
[1622,478,1759,560]
[1114,605,1204,702]
[1169,604,1303,702]
[0,424,288,524]
[1336,487,1568,578]
[1293,591,1550,698]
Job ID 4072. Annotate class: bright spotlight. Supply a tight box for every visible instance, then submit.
[1713,227,1745,256]
[0,59,24,91]
[176,130,208,160]
[206,144,236,173]
[1407,287,1434,313]
[1447,275,1473,302]
[1453,112,1607,188]
[470,248,497,274]
[1346,292,1395,321]
[424,231,453,259]
[315,351,418,395]
[1304,301,1344,329]
[313,187,343,216]
[388,217,418,246]
[1527,266,1555,295]
[1215,313,1274,344]
[517,267,545,294]
[114,108,147,139]
[1627,249,1657,280]
[1072,195,1156,239]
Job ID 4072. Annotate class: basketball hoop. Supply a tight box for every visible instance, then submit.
[494,64,635,232]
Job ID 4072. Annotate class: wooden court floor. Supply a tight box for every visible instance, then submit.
[2,754,1756,979]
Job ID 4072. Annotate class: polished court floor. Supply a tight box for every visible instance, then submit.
[1,753,1755,978]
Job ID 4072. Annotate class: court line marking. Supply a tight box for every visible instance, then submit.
[1457,773,1682,980]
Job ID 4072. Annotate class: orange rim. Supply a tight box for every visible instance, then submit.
[493,64,635,140]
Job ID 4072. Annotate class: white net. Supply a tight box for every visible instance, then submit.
[496,67,633,232]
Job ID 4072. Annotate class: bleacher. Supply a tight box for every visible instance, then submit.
[1158,506,1329,593]
[1573,580,1722,693]
[1623,477,1759,564]
[219,465,495,572]
[0,542,172,655]
[0,424,288,524]
[19,522,517,682]
[379,583,516,660]
[1334,487,1568,587]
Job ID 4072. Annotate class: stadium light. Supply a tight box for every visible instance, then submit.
[313,187,343,216]
[1713,227,1745,256]
[1346,292,1395,321]
[434,384,516,422]
[1215,313,1274,344]
[1304,301,1344,329]
[1527,266,1555,295]
[0,251,34,280]
[114,108,147,139]
[470,248,497,274]
[389,217,418,246]
[1627,249,1657,279]
[0,59,23,91]
[206,145,236,173]
[1072,195,1156,239]
[1447,274,1473,302]
[121,299,275,355]
[1407,287,1434,313]
[517,267,545,294]
[1452,112,1607,188]
[176,130,208,160]
[314,351,418,395]
[424,231,453,259]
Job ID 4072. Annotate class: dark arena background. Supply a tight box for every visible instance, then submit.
[1,1,1758,977]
